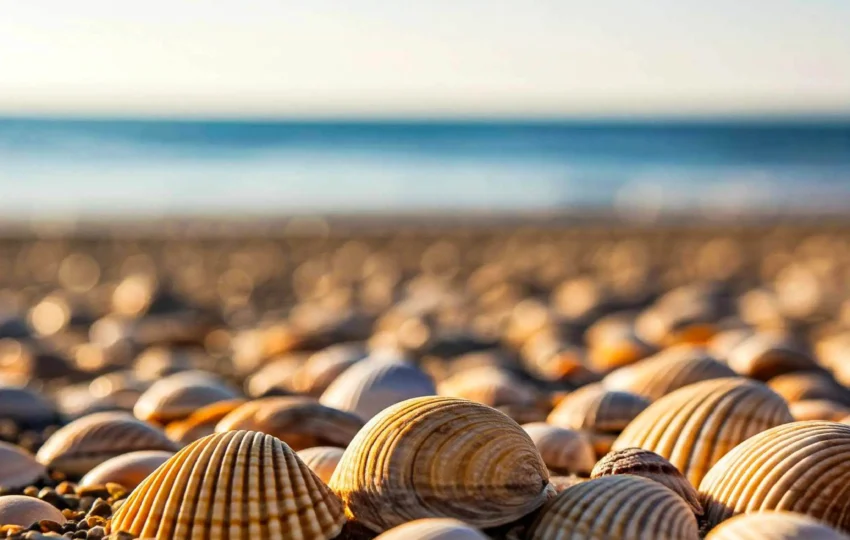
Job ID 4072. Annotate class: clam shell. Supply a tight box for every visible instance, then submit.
[109,430,346,540]
[521,423,596,476]
[296,446,345,484]
[292,342,367,396]
[374,518,489,540]
[591,447,702,515]
[329,396,554,532]
[613,378,793,487]
[438,367,538,408]
[319,356,436,421]
[768,372,850,406]
[79,450,174,490]
[0,385,56,426]
[527,475,700,539]
[699,421,850,532]
[705,511,849,540]
[215,397,364,450]
[36,411,178,477]
[164,398,246,445]
[0,441,47,490]
[790,399,850,421]
[133,370,241,424]
[0,495,67,526]
[727,334,820,381]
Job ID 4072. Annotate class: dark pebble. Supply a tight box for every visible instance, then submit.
[86,499,111,519]
[37,521,62,534]
[38,489,70,511]
[85,526,104,540]
[72,531,86,539]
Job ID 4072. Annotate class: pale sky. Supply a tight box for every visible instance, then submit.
[1,0,850,117]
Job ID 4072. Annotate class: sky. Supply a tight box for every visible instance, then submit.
[1,0,850,117]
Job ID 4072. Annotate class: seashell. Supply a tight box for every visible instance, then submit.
[613,377,793,487]
[591,447,702,515]
[705,511,849,540]
[0,495,67,526]
[215,397,364,451]
[603,345,736,401]
[520,334,599,384]
[0,441,47,490]
[245,353,307,397]
[0,385,57,427]
[587,327,655,373]
[790,399,850,422]
[768,372,850,406]
[36,411,178,477]
[635,302,718,349]
[296,446,345,484]
[521,423,596,476]
[292,342,367,396]
[700,421,850,532]
[548,475,587,493]
[727,334,820,381]
[109,430,345,539]
[438,366,538,408]
[319,356,436,421]
[79,450,175,490]
[375,518,489,540]
[547,384,650,457]
[329,396,554,532]
[164,398,246,445]
[708,327,756,362]
[133,370,241,424]
[527,475,700,539]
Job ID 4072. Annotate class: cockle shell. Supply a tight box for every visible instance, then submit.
[109,430,346,540]
[296,446,345,484]
[165,398,247,445]
[215,397,364,450]
[591,448,702,515]
[438,367,538,408]
[526,475,700,539]
[727,334,820,381]
[699,421,850,532]
[0,495,67,526]
[0,385,56,426]
[374,518,489,540]
[522,423,596,476]
[292,342,367,396]
[768,372,850,406]
[329,396,554,532]
[612,377,793,487]
[134,370,241,424]
[0,441,47,489]
[36,411,178,477]
[79,450,174,490]
[705,511,849,540]
[789,399,850,421]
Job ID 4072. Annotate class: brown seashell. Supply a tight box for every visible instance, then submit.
[245,353,307,397]
[705,511,849,540]
[587,328,655,373]
[36,411,178,477]
[591,448,702,515]
[708,327,756,362]
[0,495,67,526]
[768,372,850,406]
[790,399,850,422]
[164,398,246,445]
[215,397,364,451]
[292,342,367,396]
[613,378,792,488]
[727,334,820,381]
[0,385,56,426]
[296,446,345,484]
[133,370,241,424]
[374,518,488,540]
[547,475,587,493]
[0,441,47,490]
[700,421,850,533]
[79,450,175,490]
[438,367,538,408]
[520,334,599,384]
[521,423,596,476]
[527,475,700,539]
[329,396,554,532]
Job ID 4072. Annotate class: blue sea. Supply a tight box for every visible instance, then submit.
[0,118,849,221]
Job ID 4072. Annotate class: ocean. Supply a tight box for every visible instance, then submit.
[0,118,849,221]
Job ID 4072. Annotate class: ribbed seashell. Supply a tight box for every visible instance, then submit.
[0,385,56,426]
[591,448,702,515]
[768,372,850,406]
[329,396,554,532]
[79,450,174,490]
[705,511,849,540]
[109,430,346,539]
[790,399,850,421]
[319,356,436,421]
[292,343,367,396]
[0,495,67,526]
[527,475,700,540]
[296,446,345,484]
[164,399,246,445]
[133,370,241,424]
[36,411,178,477]
[522,423,596,476]
[699,421,850,532]
[215,397,364,451]
[603,345,736,401]
[0,441,47,489]
[727,334,820,381]
[613,378,792,487]
[438,367,538,408]
[374,518,489,540]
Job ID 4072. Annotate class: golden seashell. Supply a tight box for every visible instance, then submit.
[527,475,700,540]
[374,518,488,540]
[36,411,178,477]
[768,372,850,406]
[0,495,67,526]
[0,385,56,427]
[215,397,364,450]
[438,367,538,408]
[164,398,246,445]
[591,447,702,515]
[292,343,367,396]
[613,377,792,487]
[133,370,241,424]
[296,446,345,484]
[700,421,850,533]
[603,345,736,401]
[790,399,850,421]
[705,511,849,540]
[109,430,346,540]
[319,356,436,421]
[727,334,819,381]
[329,396,554,532]
[521,422,596,476]
[0,441,47,490]
[79,450,174,490]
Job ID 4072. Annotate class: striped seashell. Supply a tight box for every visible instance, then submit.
[109,430,346,540]
[613,378,793,488]
[699,421,850,532]
[134,370,241,425]
[527,475,700,540]
[79,450,174,490]
[521,423,596,476]
[603,345,736,401]
[0,495,67,526]
[215,397,364,451]
[591,448,702,515]
[164,399,247,445]
[296,446,345,484]
[0,441,47,490]
[329,396,554,532]
[727,334,820,381]
[705,511,849,540]
[292,343,367,396]
[36,411,178,477]
[790,399,850,422]
[374,518,489,540]
[319,356,436,421]
[438,367,539,408]
[0,385,56,427]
